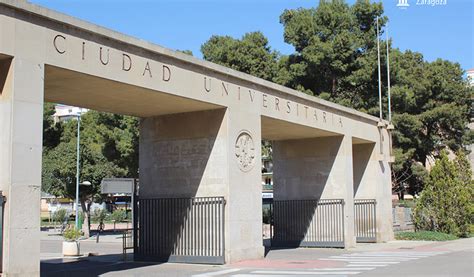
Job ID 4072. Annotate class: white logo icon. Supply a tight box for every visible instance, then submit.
[397,0,410,8]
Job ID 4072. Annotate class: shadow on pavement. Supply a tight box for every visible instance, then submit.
[41,254,160,277]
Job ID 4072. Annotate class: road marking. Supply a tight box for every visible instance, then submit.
[232,275,308,277]
[328,256,418,260]
[348,261,400,264]
[251,271,360,275]
[341,254,432,257]
[233,275,300,277]
[192,268,241,277]
[311,268,375,271]
[319,258,410,263]
[347,264,388,267]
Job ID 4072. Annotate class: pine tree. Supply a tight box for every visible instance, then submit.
[414,151,472,237]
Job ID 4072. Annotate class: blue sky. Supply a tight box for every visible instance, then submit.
[29,0,473,71]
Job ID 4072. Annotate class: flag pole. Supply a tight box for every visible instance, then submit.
[386,23,392,123]
[376,16,383,122]
[386,22,394,159]
[376,16,385,157]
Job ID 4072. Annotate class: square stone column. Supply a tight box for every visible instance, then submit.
[139,108,263,263]
[225,108,263,262]
[0,57,44,276]
[376,129,394,242]
[273,135,356,248]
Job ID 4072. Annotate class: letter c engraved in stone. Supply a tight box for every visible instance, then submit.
[204,77,211,92]
[122,53,132,71]
[53,34,66,54]
[99,47,110,65]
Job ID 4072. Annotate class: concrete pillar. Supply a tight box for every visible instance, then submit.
[376,130,394,242]
[225,108,263,262]
[139,108,263,263]
[0,57,44,276]
[139,109,229,198]
[273,135,356,248]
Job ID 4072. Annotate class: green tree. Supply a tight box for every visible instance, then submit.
[200,0,473,196]
[278,0,385,99]
[413,151,472,237]
[43,102,62,150]
[42,108,138,237]
[201,31,279,82]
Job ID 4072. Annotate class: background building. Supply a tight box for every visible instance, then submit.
[53,104,88,123]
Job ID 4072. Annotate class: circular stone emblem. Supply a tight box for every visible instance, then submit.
[235,131,256,172]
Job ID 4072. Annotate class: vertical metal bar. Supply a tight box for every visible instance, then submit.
[158,199,162,256]
[214,197,216,257]
[338,200,341,242]
[175,199,179,255]
[214,198,217,257]
[334,201,337,244]
[188,198,192,256]
[358,201,361,239]
[145,200,148,256]
[147,200,150,256]
[373,200,377,240]
[341,199,345,246]
[204,198,207,257]
[215,198,218,256]
[199,197,201,256]
[197,198,201,257]
[323,200,326,244]
[206,198,209,257]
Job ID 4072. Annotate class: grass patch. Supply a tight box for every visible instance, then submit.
[395,231,458,241]
[396,199,415,208]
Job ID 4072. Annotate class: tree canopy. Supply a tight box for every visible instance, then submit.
[42,108,139,200]
[42,107,139,236]
[200,0,473,196]
[413,151,472,237]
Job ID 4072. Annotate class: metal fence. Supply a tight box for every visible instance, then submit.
[272,199,345,248]
[134,196,225,264]
[122,228,133,260]
[354,199,377,242]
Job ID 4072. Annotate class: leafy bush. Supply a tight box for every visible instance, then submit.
[395,231,457,241]
[52,208,69,224]
[92,208,108,223]
[413,151,473,237]
[63,227,83,241]
[110,209,127,223]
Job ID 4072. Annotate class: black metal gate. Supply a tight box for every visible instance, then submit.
[272,199,345,248]
[134,196,225,264]
[354,199,376,242]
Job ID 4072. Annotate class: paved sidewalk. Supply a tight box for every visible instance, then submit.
[41,236,474,276]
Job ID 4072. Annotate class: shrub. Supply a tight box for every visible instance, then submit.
[413,151,473,237]
[52,208,69,224]
[110,209,127,223]
[63,227,83,242]
[92,208,108,223]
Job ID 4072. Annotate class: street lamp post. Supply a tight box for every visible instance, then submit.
[75,110,81,229]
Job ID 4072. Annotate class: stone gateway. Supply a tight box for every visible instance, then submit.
[0,1,394,276]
